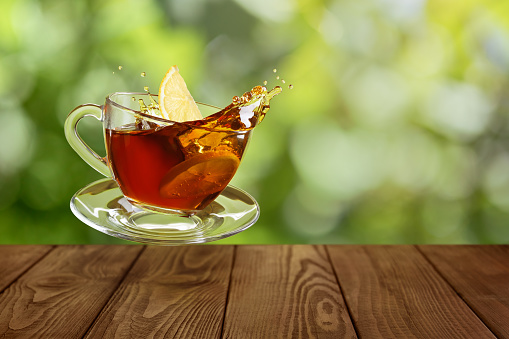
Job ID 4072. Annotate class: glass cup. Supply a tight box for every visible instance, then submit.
[65,92,252,215]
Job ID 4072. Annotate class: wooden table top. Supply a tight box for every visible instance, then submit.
[0,245,507,338]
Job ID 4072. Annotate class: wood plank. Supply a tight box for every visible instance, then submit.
[327,245,496,339]
[419,245,509,339]
[0,245,53,291]
[0,245,142,338]
[85,245,234,339]
[223,245,357,339]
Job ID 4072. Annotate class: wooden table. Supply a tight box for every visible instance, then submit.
[0,245,507,338]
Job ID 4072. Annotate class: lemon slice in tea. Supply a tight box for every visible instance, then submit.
[158,65,203,122]
[159,151,240,199]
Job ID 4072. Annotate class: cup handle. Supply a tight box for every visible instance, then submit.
[64,104,110,177]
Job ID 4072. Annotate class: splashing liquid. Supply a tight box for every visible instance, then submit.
[106,85,281,211]
[267,67,293,91]
[136,85,282,131]
[195,85,282,131]
[137,86,160,118]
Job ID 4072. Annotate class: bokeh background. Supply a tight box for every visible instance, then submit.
[1,0,509,244]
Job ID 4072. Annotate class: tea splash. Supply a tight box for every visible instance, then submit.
[106,83,282,212]
[137,84,282,131]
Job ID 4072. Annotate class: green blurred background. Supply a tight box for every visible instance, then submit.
[1,0,509,244]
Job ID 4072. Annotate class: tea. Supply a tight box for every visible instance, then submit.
[106,122,248,211]
[104,85,281,212]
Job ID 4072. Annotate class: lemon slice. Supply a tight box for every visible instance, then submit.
[158,65,203,122]
[159,151,240,199]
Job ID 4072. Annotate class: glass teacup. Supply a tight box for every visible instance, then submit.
[65,92,252,214]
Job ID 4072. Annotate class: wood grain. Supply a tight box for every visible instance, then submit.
[0,245,53,292]
[326,245,496,339]
[0,245,142,338]
[223,245,357,339]
[1,245,507,338]
[85,245,234,339]
[419,245,509,339]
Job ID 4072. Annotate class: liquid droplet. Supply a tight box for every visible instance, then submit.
[263,80,268,85]
[141,72,146,77]
[144,86,149,92]
[282,80,286,84]
[118,65,123,70]
[273,68,277,73]
[138,99,147,111]
[251,86,264,96]
[276,76,280,80]
[288,84,293,89]
[132,96,136,101]
[112,71,115,74]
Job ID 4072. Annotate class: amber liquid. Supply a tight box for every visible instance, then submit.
[106,85,281,212]
[106,123,249,212]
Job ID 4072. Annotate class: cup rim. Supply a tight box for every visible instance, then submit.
[106,92,223,127]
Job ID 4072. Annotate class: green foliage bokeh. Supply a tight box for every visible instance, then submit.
[1,0,509,244]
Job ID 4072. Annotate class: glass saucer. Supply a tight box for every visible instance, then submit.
[70,178,259,245]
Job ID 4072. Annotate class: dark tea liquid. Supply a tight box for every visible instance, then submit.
[106,85,281,212]
[106,123,249,212]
